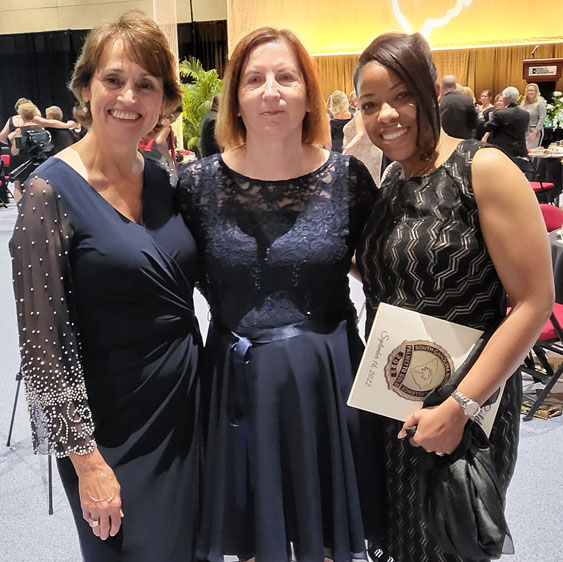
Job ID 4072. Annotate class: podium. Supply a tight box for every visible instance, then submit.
[522,58,563,83]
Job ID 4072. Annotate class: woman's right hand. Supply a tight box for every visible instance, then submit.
[69,449,123,540]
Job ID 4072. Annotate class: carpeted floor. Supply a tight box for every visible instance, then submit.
[1,201,562,562]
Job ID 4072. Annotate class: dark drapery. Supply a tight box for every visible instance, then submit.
[0,21,228,126]
[0,29,88,125]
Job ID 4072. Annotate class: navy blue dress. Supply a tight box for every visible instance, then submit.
[10,156,201,561]
[177,153,384,562]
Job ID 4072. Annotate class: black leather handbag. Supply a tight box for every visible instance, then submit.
[417,326,514,560]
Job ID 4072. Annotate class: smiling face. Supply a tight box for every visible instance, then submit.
[82,40,164,144]
[236,41,308,142]
[358,61,425,171]
[480,91,491,106]
[526,85,537,103]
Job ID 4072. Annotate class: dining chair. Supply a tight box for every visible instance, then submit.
[520,303,563,421]
[539,203,563,232]
[513,156,556,204]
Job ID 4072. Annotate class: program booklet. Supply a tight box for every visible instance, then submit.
[347,303,504,437]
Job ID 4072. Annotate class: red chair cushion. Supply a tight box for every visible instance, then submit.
[540,203,563,232]
[530,181,555,193]
[538,303,563,341]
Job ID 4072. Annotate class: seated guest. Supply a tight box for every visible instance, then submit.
[494,93,505,109]
[45,106,76,154]
[485,86,530,158]
[476,89,495,139]
[328,89,352,152]
[200,94,221,157]
[439,74,478,139]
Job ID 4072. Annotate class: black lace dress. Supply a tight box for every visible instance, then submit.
[357,139,521,562]
[10,157,201,562]
[177,152,384,562]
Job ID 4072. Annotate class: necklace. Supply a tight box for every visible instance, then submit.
[406,133,447,178]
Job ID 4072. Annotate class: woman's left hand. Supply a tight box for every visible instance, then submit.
[398,398,468,455]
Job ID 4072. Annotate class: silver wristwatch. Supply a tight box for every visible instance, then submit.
[451,390,481,419]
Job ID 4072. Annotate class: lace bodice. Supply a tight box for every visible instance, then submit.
[177,152,377,333]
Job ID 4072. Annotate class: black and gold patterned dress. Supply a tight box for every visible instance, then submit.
[357,139,521,562]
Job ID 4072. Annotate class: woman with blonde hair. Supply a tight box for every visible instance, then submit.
[9,101,45,199]
[328,89,353,152]
[11,11,201,561]
[178,26,383,562]
[520,82,547,148]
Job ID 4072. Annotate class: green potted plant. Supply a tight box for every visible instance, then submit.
[179,57,222,156]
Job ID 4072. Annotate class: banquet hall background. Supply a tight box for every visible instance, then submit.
[1,0,562,122]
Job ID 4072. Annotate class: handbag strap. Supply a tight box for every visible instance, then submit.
[422,322,500,409]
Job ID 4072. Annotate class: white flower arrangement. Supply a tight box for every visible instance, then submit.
[546,91,563,129]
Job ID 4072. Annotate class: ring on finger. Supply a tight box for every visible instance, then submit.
[436,452,445,457]
[87,519,100,528]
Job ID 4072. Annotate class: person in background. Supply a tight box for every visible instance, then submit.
[494,93,505,109]
[141,105,183,185]
[10,12,202,561]
[8,102,47,200]
[200,93,221,157]
[439,74,478,139]
[461,86,476,104]
[328,89,353,152]
[476,90,495,139]
[177,26,383,562]
[485,86,530,157]
[0,97,76,146]
[478,90,495,119]
[355,31,553,562]
[348,89,358,114]
[343,108,383,185]
[520,82,547,149]
[44,105,78,154]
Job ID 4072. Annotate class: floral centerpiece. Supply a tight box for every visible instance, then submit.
[545,91,563,129]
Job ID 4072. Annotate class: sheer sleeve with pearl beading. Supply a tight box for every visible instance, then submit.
[10,175,96,458]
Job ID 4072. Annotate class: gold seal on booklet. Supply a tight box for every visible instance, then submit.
[384,340,454,400]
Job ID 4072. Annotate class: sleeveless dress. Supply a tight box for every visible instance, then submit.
[10,157,201,562]
[356,139,521,562]
[177,152,384,562]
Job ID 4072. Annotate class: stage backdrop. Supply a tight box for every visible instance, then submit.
[227,0,563,54]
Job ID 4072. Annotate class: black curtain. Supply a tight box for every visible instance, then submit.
[0,21,227,126]
[177,21,228,78]
[0,29,88,125]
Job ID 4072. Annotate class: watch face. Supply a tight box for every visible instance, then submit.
[466,402,480,417]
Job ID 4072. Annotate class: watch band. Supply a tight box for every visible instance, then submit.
[451,390,481,419]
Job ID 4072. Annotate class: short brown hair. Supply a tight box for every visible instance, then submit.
[17,102,40,121]
[69,10,182,129]
[45,105,63,120]
[215,27,326,150]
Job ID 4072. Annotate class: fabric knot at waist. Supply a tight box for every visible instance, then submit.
[213,315,345,427]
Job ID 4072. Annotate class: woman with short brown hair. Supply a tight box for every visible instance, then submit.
[11,12,201,561]
[178,26,383,562]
